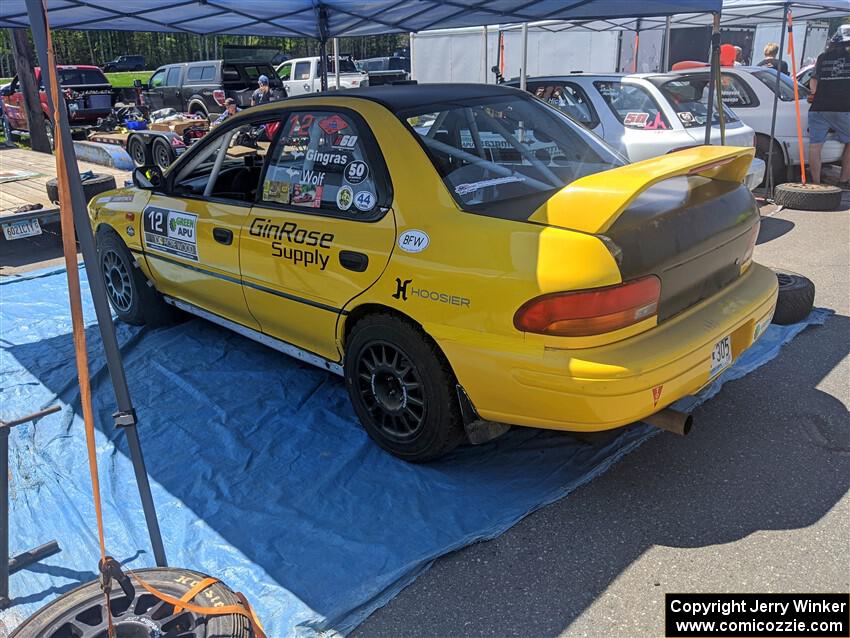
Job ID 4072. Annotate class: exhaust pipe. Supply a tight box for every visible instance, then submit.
[644,408,693,436]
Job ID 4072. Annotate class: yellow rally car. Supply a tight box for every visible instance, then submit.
[89,84,777,462]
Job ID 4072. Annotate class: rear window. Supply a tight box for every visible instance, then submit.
[653,77,740,127]
[527,81,598,129]
[402,94,623,219]
[750,69,809,101]
[594,80,671,130]
[57,68,109,86]
[327,58,358,74]
[186,65,216,82]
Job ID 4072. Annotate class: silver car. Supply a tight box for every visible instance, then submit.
[512,73,765,190]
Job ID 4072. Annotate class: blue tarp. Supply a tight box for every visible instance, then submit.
[0,1,722,37]
[0,265,829,636]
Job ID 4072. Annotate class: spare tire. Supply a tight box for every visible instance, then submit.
[774,182,843,211]
[10,567,254,637]
[772,271,815,325]
[46,173,116,205]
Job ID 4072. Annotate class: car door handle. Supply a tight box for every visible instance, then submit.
[339,250,368,272]
[213,227,233,245]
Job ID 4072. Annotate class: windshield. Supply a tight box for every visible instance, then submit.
[57,68,109,86]
[750,68,809,101]
[401,94,623,219]
[328,58,358,73]
[654,77,740,127]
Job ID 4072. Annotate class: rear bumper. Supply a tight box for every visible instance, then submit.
[745,157,765,191]
[442,262,778,432]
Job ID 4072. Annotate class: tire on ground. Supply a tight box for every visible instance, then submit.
[345,313,465,462]
[774,182,843,211]
[46,173,116,205]
[127,134,150,167]
[10,567,252,638]
[772,270,815,325]
[96,228,172,326]
[151,137,174,171]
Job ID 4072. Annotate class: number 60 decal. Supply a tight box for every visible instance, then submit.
[344,160,369,185]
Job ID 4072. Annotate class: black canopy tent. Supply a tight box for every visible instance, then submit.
[7,0,729,569]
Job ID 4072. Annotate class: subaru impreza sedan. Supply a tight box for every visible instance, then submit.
[89,83,777,461]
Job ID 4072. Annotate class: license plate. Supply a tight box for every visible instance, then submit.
[710,335,732,378]
[2,218,42,240]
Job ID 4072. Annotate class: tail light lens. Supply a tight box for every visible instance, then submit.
[213,89,226,106]
[514,276,661,337]
[171,136,186,148]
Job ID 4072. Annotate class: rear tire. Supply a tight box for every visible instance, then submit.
[10,567,252,638]
[345,314,465,462]
[152,137,174,171]
[774,182,843,211]
[97,228,172,326]
[772,271,815,325]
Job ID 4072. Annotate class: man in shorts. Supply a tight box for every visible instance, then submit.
[808,28,850,187]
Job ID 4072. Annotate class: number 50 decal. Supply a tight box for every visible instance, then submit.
[344,160,369,185]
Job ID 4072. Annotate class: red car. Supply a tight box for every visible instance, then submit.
[0,65,113,145]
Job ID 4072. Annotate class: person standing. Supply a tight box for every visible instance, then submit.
[757,43,789,74]
[251,75,272,107]
[808,30,850,187]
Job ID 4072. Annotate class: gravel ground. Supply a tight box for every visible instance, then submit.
[353,196,850,638]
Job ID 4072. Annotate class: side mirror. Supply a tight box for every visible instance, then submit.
[491,65,500,74]
[133,79,143,89]
[132,165,164,190]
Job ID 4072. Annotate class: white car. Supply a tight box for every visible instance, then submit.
[513,73,765,190]
[276,56,369,95]
[670,66,844,184]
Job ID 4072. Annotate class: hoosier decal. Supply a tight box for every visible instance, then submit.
[143,206,198,261]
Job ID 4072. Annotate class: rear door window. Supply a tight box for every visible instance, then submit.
[594,80,671,130]
[527,81,598,129]
[165,67,182,87]
[261,110,390,218]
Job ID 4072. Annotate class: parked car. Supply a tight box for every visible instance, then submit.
[89,84,777,462]
[670,66,845,184]
[276,56,369,94]
[510,73,765,190]
[0,65,113,146]
[356,56,410,85]
[143,46,286,119]
[796,63,815,90]
[102,55,145,72]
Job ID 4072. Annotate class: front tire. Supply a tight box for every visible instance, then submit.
[345,314,465,462]
[97,229,171,325]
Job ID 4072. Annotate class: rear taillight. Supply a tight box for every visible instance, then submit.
[213,89,226,106]
[514,276,661,337]
[171,136,186,148]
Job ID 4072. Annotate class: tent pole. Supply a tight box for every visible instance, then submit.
[704,12,721,145]
[765,3,789,196]
[633,18,642,73]
[482,26,488,84]
[409,32,415,81]
[24,0,167,567]
[318,5,329,91]
[520,22,528,91]
[333,37,340,90]
[786,9,806,183]
[663,15,672,71]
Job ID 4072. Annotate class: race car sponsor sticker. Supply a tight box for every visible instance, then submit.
[292,183,323,208]
[398,229,429,253]
[143,206,198,261]
[754,313,772,340]
[262,179,291,204]
[623,112,649,127]
[334,134,358,149]
[336,185,353,211]
[344,160,369,185]
[288,114,315,138]
[353,191,377,212]
[249,218,333,271]
[318,114,348,134]
[96,194,135,204]
[306,149,350,167]
[677,111,696,124]
[455,175,525,196]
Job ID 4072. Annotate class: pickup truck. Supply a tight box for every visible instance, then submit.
[0,65,113,146]
[276,56,369,95]
[142,45,286,119]
[102,55,145,72]
[356,56,410,86]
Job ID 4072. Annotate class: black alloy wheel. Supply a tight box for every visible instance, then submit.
[101,246,133,313]
[356,341,426,442]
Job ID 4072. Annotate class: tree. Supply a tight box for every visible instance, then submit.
[9,28,51,153]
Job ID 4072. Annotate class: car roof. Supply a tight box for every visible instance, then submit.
[286,83,528,113]
[36,65,103,71]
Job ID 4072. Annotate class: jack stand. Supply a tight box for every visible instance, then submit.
[0,406,62,609]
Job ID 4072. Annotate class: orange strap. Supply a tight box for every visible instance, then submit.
[131,571,266,638]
